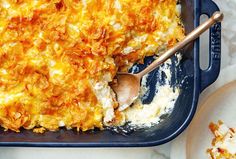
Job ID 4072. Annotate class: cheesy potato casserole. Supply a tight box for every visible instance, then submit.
[0,0,184,133]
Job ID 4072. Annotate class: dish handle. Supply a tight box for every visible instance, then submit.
[200,0,221,92]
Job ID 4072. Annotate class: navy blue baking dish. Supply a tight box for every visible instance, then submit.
[0,0,221,147]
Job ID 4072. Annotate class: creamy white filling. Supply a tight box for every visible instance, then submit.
[110,21,122,30]
[82,0,87,8]
[113,23,122,30]
[68,24,80,33]
[124,85,179,127]
[144,44,158,52]
[93,82,115,123]
[122,46,135,55]
[176,4,181,15]
[134,34,148,43]
[114,0,122,12]
[0,69,7,75]
[1,0,11,9]
[0,92,24,105]
[90,73,116,124]
[58,120,65,127]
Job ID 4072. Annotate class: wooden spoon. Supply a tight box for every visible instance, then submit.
[111,12,224,111]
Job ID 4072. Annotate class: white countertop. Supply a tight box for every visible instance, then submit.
[1,0,236,158]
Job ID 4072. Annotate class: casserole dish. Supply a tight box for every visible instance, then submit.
[0,0,221,147]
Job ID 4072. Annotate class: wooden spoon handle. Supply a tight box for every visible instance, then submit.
[136,11,224,78]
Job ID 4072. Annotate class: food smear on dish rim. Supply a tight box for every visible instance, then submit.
[0,0,184,133]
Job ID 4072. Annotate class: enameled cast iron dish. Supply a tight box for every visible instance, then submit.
[0,0,221,147]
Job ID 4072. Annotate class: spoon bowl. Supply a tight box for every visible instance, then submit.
[111,73,141,111]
